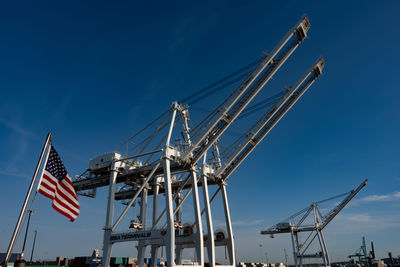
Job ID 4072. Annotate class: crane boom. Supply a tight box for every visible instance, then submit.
[320,179,368,229]
[213,57,324,181]
[111,58,324,200]
[98,57,324,200]
[183,15,311,164]
[73,16,311,193]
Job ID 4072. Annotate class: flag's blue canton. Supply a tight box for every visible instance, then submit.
[45,146,67,182]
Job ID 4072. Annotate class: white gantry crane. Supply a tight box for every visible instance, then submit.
[72,15,324,267]
[261,179,368,267]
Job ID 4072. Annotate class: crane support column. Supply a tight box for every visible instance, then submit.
[313,204,329,267]
[202,164,216,266]
[102,161,121,267]
[290,229,298,267]
[150,177,161,267]
[162,147,176,267]
[175,192,183,264]
[191,170,205,265]
[319,230,331,266]
[163,105,178,267]
[221,184,235,266]
[137,188,148,267]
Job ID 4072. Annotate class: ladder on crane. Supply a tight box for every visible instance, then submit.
[261,179,368,267]
[72,15,323,267]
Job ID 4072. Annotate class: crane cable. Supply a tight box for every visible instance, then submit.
[115,56,262,153]
[179,58,260,105]
[187,58,263,139]
[316,191,350,204]
[135,110,172,155]
[113,109,171,152]
[238,91,285,120]
[219,91,286,159]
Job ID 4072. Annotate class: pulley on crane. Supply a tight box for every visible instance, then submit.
[128,198,143,230]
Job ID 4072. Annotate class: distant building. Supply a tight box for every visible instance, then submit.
[0,253,21,264]
[382,257,400,265]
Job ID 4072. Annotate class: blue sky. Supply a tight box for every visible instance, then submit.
[0,0,399,264]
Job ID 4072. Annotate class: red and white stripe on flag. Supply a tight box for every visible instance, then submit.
[37,145,80,221]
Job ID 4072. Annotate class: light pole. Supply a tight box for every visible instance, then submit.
[21,210,34,260]
[284,249,289,267]
[265,251,268,264]
[30,230,38,263]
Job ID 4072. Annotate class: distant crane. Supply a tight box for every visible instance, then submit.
[348,236,368,264]
[261,179,368,267]
[348,236,376,266]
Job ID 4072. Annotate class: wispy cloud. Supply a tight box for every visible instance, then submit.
[333,212,400,233]
[212,218,265,228]
[0,117,38,139]
[0,166,31,180]
[233,219,265,227]
[0,134,34,180]
[346,213,373,223]
[357,191,400,203]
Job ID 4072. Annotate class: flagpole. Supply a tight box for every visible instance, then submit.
[3,133,52,265]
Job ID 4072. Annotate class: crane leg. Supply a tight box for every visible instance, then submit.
[221,184,235,266]
[137,189,148,267]
[150,246,158,267]
[175,193,183,264]
[102,163,119,267]
[290,230,298,267]
[162,151,176,267]
[319,230,331,267]
[315,230,328,267]
[137,241,146,267]
[191,170,204,265]
[202,174,215,266]
[150,179,160,267]
[175,245,183,265]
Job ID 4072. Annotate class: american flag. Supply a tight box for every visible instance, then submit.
[37,145,80,221]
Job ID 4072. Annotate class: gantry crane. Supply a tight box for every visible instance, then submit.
[72,15,324,267]
[261,179,368,267]
[348,236,375,266]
